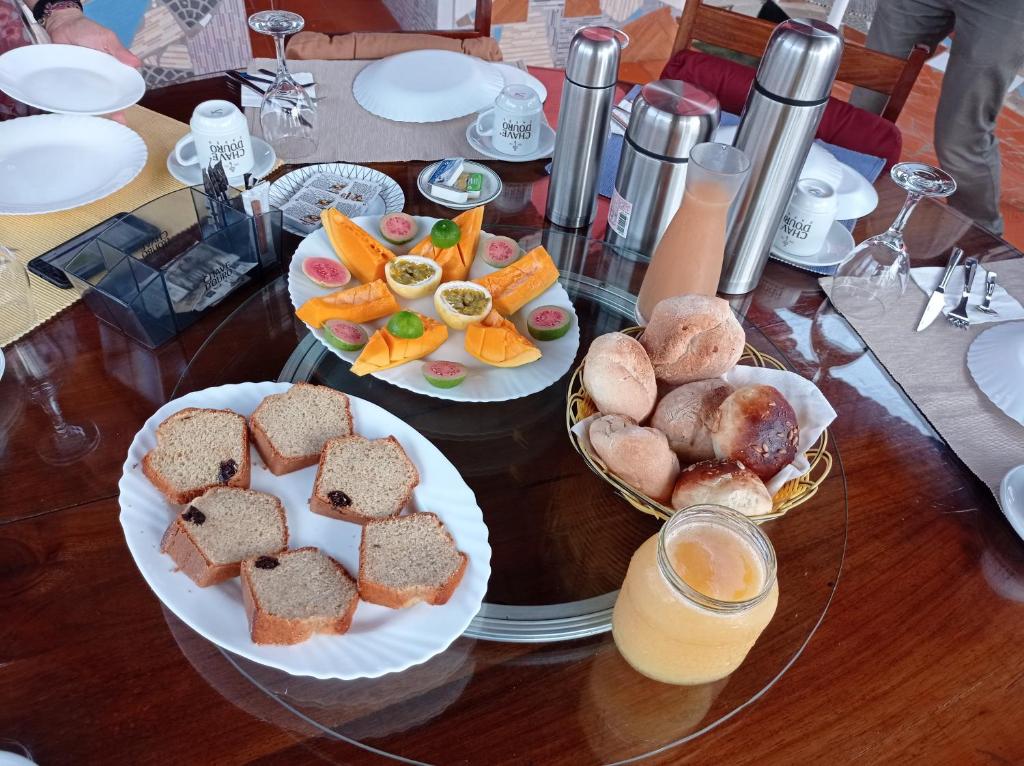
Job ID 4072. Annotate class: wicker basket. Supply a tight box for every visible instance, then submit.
[566,327,833,524]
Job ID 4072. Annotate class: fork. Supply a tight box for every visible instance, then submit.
[977,270,999,315]
[948,256,979,328]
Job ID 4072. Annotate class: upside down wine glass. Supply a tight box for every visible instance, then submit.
[248,10,318,160]
[830,162,956,320]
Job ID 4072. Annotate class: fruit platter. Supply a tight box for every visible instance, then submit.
[287,205,581,402]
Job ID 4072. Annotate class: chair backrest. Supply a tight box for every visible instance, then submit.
[671,1,929,122]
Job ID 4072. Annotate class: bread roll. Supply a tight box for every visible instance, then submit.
[711,385,799,480]
[589,414,679,503]
[582,332,657,423]
[640,295,745,385]
[671,459,773,516]
[651,379,735,462]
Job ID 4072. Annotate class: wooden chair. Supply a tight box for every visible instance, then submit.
[671,1,930,122]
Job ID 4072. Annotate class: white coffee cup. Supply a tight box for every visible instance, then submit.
[174,100,254,180]
[773,178,838,257]
[475,84,543,156]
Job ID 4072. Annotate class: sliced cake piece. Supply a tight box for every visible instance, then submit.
[142,407,250,504]
[241,547,359,645]
[310,435,419,524]
[160,487,288,587]
[358,512,468,609]
[249,384,354,475]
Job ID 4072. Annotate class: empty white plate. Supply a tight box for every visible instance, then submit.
[0,44,145,115]
[0,114,147,215]
[968,321,1024,426]
[353,50,505,123]
[465,120,556,162]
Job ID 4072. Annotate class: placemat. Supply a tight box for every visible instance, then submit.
[820,259,1024,502]
[244,58,492,163]
[0,106,190,347]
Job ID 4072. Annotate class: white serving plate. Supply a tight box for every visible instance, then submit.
[119,381,491,680]
[0,44,145,115]
[353,50,505,123]
[967,321,1024,426]
[0,114,147,215]
[289,215,580,403]
[769,220,855,271]
[166,136,277,187]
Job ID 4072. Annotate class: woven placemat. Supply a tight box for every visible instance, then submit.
[0,106,190,347]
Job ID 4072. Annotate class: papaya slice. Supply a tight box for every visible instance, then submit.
[473,246,559,316]
[465,310,542,368]
[296,279,400,327]
[321,208,395,284]
[408,206,485,283]
[350,312,449,376]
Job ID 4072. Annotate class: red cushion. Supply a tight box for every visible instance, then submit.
[661,49,902,169]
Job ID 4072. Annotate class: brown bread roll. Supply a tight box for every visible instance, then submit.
[589,414,680,503]
[671,459,773,516]
[711,385,799,480]
[650,379,735,462]
[640,295,745,385]
[582,332,658,423]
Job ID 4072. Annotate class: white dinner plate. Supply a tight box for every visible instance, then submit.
[769,221,855,270]
[118,381,491,680]
[492,62,548,103]
[0,114,147,215]
[967,321,1024,426]
[0,44,145,115]
[465,121,556,163]
[165,135,277,187]
[353,50,505,123]
[269,162,405,236]
[417,161,503,210]
[288,215,581,403]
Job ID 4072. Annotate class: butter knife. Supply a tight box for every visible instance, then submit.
[916,246,963,331]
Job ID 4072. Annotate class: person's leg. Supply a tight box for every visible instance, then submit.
[933,0,1024,235]
[849,0,953,114]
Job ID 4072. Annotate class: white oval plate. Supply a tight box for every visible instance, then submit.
[119,381,491,680]
[289,215,580,402]
[0,44,145,115]
[466,121,556,163]
[166,136,277,187]
[0,114,147,215]
[270,162,406,236]
[353,50,504,123]
[769,220,855,270]
[967,321,1024,426]
[417,160,502,210]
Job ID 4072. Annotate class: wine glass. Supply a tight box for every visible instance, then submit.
[830,162,956,319]
[0,245,36,346]
[248,10,318,160]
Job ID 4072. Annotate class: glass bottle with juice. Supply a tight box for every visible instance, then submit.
[637,142,750,323]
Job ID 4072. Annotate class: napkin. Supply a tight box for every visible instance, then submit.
[570,364,837,501]
[911,265,1024,325]
[240,72,316,108]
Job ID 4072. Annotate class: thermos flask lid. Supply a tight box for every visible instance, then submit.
[564,26,629,89]
[755,18,843,104]
[627,79,720,160]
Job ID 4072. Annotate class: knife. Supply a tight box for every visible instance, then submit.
[916,246,963,331]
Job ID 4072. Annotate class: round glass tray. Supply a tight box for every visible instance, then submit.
[172,227,848,764]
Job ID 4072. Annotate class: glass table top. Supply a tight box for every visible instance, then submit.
[173,226,847,764]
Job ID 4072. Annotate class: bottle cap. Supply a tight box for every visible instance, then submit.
[755,19,843,103]
[564,26,628,89]
[626,80,719,160]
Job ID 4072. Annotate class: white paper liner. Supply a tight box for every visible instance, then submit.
[911,266,1024,325]
[571,365,837,498]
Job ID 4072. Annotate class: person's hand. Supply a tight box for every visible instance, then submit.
[44,8,142,124]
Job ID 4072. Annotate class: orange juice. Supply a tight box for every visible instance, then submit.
[612,506,779,685]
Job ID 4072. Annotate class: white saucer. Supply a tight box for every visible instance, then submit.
[492,63,548,103]
[465,121,556,163]
[967,321,1024,426]
[769,221,855,270]
[0,44,144,116]
[0,348,4,381]
[1001,465,1024,542]
[417,160,502,210]
[166,137,276,186]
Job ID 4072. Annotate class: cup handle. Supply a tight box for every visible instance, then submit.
[173,135,199,166]
[475,108,495,137]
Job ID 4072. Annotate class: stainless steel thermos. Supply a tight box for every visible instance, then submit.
[546,26,626,229]
[720,18,843,294]
[605,80,719,258]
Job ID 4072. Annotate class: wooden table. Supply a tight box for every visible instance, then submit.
[1,75,1022,765]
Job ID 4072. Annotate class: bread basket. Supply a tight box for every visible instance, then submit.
[566,326,832,524]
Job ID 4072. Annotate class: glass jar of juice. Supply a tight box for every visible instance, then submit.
[612,505,779,685]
